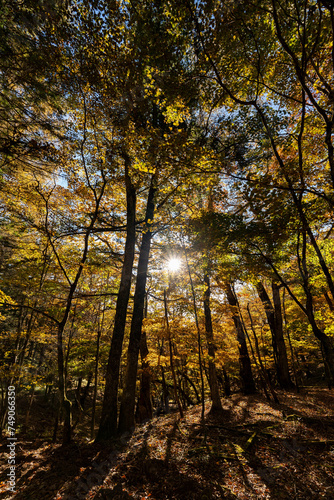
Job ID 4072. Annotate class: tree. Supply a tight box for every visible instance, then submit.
[118,173,157,434]
[224,283,256,395]
[178,0,334,382]
[2,0,334,447]
[256,281,294,389]
[0,0,67,173]
[203,273,223,412]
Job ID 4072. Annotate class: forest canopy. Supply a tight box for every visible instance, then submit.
[1,0,334,449]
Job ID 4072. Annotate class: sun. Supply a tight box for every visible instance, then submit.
[167,257,181,272]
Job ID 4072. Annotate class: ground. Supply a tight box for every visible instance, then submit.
[1,387,334,499]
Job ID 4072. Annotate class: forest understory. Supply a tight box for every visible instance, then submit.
[2,0,334,498]
[1,386,334,500]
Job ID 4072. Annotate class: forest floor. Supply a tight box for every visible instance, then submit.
[1,387,334,499]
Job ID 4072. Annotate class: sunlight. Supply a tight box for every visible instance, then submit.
[167,257,181,272]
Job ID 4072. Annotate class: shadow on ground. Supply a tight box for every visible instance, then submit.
[1,388,334,499]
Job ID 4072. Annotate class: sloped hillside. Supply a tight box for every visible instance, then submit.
[1,388,334,500]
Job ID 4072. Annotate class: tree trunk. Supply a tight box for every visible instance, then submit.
[75,377,82,408]
[51,169,106,445]
[324,290,334,312]
[52,404,60,443]
[203,273,222,412]
[160,365,170,412]
[184,248,206,424]
[180,370,201,403]
[57,319,72,445]
[307,311,334,386]
[297,228,334,386]
[135,320,153,424]
[255,244,334,385]
[282,288,299,392]
[164,289,184,419]
[247,304,279,403]
[96,159,136,441]
[224,283,256,395]
[91,325,101,440]
[256,281,293,389]
[18,308,36,375]
[80,372,92,409]
[117,175,156,435]
[272,282,294,389]
[221,367,231,396]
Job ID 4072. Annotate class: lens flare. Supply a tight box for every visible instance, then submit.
[167,258,181,272]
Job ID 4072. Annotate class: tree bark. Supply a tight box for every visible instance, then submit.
[91,325,101,439]
[160,365,170,412]
[96,159,136,441]
[185,248,206,424]
[324,291,334,312]
[247,303,279,403]
[221,367,231,396]
[117,174,156,435]
[282,288,299,392]
[179,370,200,404]
[135,296,153,424]
[203,273,222,412]
[224,283,256,395]
[256,281,293,389]
[272,282,294,389]
[163,289,184,419]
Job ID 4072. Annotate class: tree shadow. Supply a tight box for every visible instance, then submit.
[178,391,334,499]
[2,436,129,500]
[2,389,334,500]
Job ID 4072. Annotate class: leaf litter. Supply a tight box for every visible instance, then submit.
[0,387,334,499]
